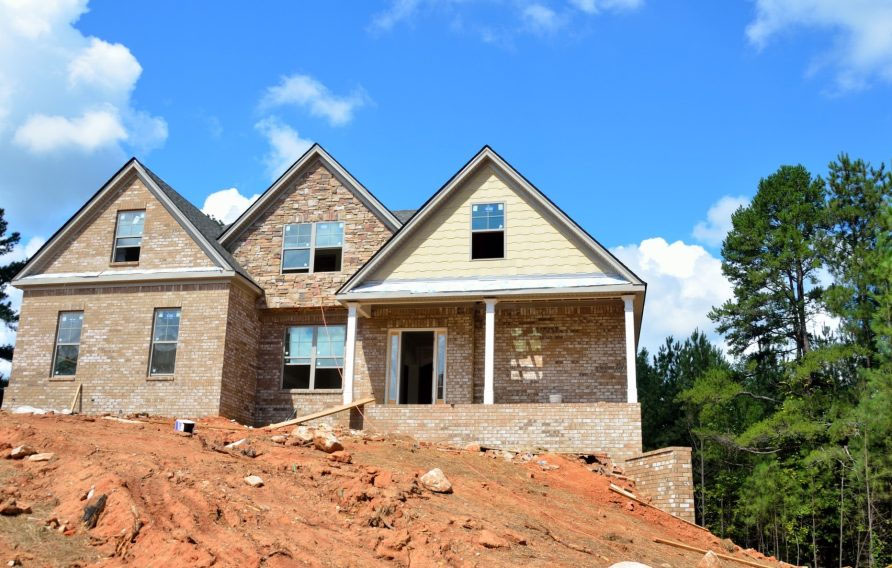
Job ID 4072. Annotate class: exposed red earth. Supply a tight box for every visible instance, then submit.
[0,412,788,567]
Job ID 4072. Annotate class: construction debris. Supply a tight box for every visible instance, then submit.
[266,397,375,430]
[244,475,264,488]
[82,494,107,529]
[7,445,36,460]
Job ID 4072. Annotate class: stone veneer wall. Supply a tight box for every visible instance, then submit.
[229,159,394,309]
[360,403,643,462]
[624,447,696,523]
[8,283,232,418]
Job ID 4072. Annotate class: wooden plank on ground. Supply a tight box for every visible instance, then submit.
[609,484,708,532]
[69,383,82,414]
[265,397,375,430]
[653,538,772,568]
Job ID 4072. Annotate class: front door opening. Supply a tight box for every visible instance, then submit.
[399,331,434,404]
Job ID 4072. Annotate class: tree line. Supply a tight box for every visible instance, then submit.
[638,154,891,567]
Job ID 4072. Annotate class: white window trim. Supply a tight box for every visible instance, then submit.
[112,209,146,264]
[281,222,344,274]
[469,201,506,261]
[282,324,346,391]
[51,311,83,377]
[149,308,181,376]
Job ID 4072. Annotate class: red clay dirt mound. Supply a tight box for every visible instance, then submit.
[0,412,784,567]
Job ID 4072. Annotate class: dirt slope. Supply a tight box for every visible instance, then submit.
[0,412,782,567]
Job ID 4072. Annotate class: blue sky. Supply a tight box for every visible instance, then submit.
[1,0,891,354]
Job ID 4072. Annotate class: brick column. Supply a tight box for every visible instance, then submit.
[623,295,637,404]
[483,298,497,404]
[343,302,358,405]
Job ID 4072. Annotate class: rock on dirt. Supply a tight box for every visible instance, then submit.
[420,468,453,493]
[0,499,32,516]
[478,529,509,549]
[313,432,343,454]
[28,453,55,462]
[697,551,720,568]
[244,475,264,488]
[328,451,352,464]
[270,435,287,445]
[7,445,37,460]
[291,426,315,444]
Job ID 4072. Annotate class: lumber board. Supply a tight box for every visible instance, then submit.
[69,383,82,414]
[609,484,708,532]
[653,538,771,568]
[265,397,375,430]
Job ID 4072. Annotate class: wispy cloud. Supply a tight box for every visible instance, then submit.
[747,0,892,92]
[260,74,367,127]
[369,0,645,44]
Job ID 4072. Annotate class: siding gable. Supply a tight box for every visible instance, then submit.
[365,164,614,282]
[34,172,218,275]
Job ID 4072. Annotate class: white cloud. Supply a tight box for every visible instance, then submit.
[260,74,367,127]
[369,0,424,32]
[68,37,142,93]
[0,0,166,235]
[747,0,892,91]
[612,237,733,353]
[13,108,127,153]
[255,116,313,181]
[692,195,749,247]
[201,188,260,225]
[1,235,47,376]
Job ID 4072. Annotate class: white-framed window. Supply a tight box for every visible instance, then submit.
[149,308,181,375]
[281,222,344,273]
[52,311,83,376]
[113,210,146,262]
[470,203,504,259]
[283,325,345,390]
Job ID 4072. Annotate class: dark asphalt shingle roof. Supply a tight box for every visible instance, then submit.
[392,209,417,224]
[140,162,257,286]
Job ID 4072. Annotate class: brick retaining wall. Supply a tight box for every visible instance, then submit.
[624,446,695,523]
[357,402,643,462]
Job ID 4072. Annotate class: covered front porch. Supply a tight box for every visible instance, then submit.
[337,283,644,408]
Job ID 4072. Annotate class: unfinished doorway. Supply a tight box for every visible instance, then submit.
[386,329,447,405]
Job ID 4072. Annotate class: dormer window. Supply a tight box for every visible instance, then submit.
[113,210,145,262]
[282,221,344,273]
[471,203,504,259]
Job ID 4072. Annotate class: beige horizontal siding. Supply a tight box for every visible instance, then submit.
[369,166,609,281]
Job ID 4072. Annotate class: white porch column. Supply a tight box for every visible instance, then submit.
[483,298,498,405]
[622,295,637,404]
[342,302,358,405]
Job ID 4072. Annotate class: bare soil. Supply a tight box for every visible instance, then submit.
[0,412,783,567]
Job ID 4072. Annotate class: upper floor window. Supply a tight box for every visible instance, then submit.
[149,308,181,375]
[52,311,83,376]
[471,203,504,259]
[282,222,344,274]
[113,210,145,262]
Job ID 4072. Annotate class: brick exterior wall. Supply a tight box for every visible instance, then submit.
[253,307,348,427]
[39,174,215,274]
[219,283,261,423]
[7,283,234,419]
[475,300,627,404]
[359,403,643,462]
[229,159,394,309]
[624,447,696,523]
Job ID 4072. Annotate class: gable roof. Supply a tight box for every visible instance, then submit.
[392,209,417,224]
[14,159,258,290]
[337,145,646,296]
[218,144,402,246]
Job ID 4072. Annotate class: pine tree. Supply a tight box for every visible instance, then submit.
[0,209,25,366]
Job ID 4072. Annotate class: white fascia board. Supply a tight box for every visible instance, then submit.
[336,283,645,302]
[219,144,401,245]
[12,268,263,296]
